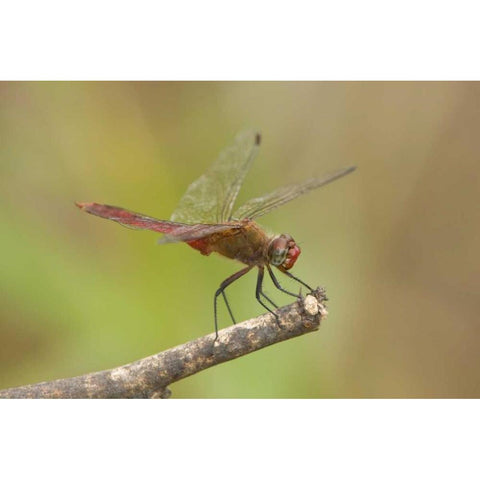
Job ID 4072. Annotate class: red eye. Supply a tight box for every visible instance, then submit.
[283,244,301,270]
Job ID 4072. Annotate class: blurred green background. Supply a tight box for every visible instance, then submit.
[1,82,479,398]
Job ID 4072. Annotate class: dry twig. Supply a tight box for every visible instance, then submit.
[0,288,328,398]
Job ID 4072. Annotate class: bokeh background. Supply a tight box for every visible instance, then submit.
[1,82,479,398]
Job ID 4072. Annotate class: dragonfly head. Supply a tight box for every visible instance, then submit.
[267,234,301,270]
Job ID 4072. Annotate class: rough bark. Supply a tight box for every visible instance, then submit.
[0,288,328,399]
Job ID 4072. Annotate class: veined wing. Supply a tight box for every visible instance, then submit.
[233,166,356,220]
[76,202,238,243]
[170,129,261,224]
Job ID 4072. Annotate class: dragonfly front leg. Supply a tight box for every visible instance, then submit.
[267,264,301,299]
[214,266,252,342]
[278,267,314,293]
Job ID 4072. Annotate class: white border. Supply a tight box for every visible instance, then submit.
[2,400,479,478]
[2,1,479,80]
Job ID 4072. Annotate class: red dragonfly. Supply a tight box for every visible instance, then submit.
[76,130,355,340]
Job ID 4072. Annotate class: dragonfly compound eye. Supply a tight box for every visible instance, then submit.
[283,243,301,270]
[268,235,288,266]
[268,234,300,269]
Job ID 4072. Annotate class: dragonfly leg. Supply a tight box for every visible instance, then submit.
[256,267,282,329]
[279,268,314,293]
[214,266,252,342]
[267,264,301,299]
[221,291,236,325]
[260,291,278,309]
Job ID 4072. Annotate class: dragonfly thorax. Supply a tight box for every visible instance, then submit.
[267,234,301,270]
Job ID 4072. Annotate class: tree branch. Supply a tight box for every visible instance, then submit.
[0,288,328,398]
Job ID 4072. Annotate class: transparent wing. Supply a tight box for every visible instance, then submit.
[170,129,261,224]
[233,166,356,220]
[76,202,237,243]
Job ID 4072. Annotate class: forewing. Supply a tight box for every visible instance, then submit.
[233,166,356,220]
[170,129,261,224]
[76,202,236,243]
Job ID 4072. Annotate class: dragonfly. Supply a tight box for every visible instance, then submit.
[76,130,355,340]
